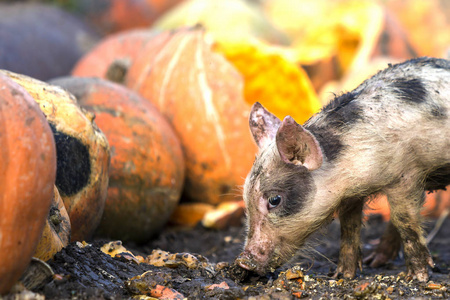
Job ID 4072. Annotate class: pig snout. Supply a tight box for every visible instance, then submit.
[235,251,258,271]
[235,250,270,275]
[236,240,282,274]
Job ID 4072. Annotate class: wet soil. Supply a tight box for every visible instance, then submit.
[12,214,450,299]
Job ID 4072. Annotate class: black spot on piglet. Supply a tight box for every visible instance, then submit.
[49,123,91,196]
[392,78,427,104]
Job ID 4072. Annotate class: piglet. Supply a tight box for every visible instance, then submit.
[236,57,450,282]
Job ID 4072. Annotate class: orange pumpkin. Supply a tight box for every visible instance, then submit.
[422,189,450,218]
[169,203,214,227]
[72,29,169,83]
[2,70,110,242]
[366,189,450,221]
[34,186,71,262]
[0,72,56,295]
[51,77,185,243]
[126,27,258,205]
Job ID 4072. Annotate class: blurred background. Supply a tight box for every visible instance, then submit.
[1,0,450,100]
[2,0,450,113]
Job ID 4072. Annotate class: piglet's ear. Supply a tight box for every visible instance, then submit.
[249,102,281,149]
[276,116,323,171]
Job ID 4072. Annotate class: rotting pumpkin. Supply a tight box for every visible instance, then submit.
[34,186,71,262]
[1,70,110,242]
[0,72,56,295]
[50,76,185,243]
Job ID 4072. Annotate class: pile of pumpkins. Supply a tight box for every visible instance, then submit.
[0,26,262,295]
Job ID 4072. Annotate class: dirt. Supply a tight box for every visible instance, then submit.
[9,214,449,299]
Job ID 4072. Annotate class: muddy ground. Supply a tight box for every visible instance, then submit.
[10,214,449,299]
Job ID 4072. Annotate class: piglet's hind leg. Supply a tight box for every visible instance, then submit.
[385,185,434,282]
[363,220,401,267]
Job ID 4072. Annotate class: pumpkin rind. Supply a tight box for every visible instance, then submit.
[126,28,257,204]
[72,29,169,82]
[51,77,185,243]
[34,186,71,262]
[2,70,110,242]
[0,73,56,294]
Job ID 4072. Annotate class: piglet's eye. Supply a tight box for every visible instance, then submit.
[268,195,282,209]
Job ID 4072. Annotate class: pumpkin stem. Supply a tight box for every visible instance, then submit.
[106,58,131,84]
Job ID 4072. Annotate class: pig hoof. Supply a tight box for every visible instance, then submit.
[363,251,390,268]
[405,254,433,282]
[332,266,356,280]
[407,269,429,282]
[332,271,355,280]
[331,272,341,279]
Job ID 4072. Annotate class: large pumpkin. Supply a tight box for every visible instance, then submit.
[1,70,110,242]
[0,73,56,294]
[51,77,185,243]
[0,3,99,81]
[126,28,258,205]
[72,29,168,83]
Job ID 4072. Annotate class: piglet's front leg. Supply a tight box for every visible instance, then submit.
[385,184,434,282]
[334,199,364,279]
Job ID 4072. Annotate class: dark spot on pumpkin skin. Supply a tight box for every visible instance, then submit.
[10,88,21,97]
[49,123,91,197]
[25,116,35,126]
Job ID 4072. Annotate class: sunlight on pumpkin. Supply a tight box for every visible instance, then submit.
[153,0,289,46]
[264,0,384,75]
[213,39,321,124]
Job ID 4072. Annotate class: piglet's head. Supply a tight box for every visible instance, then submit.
[236,102,323,274]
